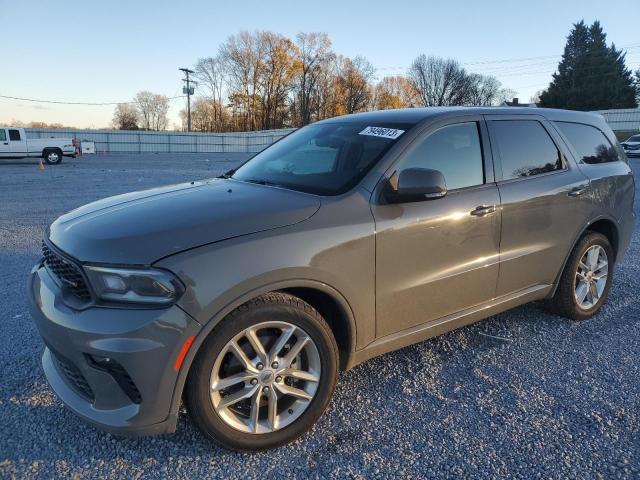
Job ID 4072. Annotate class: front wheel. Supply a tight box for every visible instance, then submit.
[185,292,339,451]
[547,232,614,320]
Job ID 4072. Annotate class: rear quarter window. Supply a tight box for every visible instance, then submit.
[555,122,619,164]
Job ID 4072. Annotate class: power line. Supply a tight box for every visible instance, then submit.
[0,94,186,106]
[374,44,640,75]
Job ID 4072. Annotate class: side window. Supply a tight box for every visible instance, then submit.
[396,122,484,190]
[0,129,6,142]
[8,129,21,141]
[488,120,562,180]
[555,121,618,164]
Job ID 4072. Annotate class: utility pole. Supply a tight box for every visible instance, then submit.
[179,67,195,131]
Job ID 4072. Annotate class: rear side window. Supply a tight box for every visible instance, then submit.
[555,122,618,164]
[0,129,6,142]
[395,122,484,190]
[488,120,562,180]
[8,129,21,141]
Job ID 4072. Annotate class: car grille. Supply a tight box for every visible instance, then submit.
[42,242,92,301]
[53,351,95,401]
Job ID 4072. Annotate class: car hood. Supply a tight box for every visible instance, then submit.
[622,141,640,146]
[48,178,321,264]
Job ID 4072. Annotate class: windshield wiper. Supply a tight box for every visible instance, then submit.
[218,168,235,179]
[242,178,286,188]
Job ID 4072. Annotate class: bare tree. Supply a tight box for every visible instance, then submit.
[292,32,334,126]
[112,103,139,130]
[336,55,375,114]
[134,91,169,131]
[467,74,513,106]
[194,56,226,131]
[408,55,476,106]
[221,31,266,131]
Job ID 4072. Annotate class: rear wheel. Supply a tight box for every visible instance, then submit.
[43,149,63,165]
[547,232,614,320]
[185,292,339,451]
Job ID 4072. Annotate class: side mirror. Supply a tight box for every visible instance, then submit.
[386,168,447,203]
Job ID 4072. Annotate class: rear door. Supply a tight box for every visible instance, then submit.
[0,129,10,157]
[485,114,592,296]
[372,116,501,337]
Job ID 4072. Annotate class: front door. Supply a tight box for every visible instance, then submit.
[372,117,501,338]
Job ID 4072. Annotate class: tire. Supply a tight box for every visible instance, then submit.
[185,292,339,452]
[43,149,63,165]
[547,232,614,320]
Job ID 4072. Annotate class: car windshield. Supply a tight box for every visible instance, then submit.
[627,135,640,142]
[231,122,413,195]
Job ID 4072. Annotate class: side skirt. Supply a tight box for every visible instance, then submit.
[346,284,552,369]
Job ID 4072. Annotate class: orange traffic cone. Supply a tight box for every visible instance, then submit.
[38,159,45,171]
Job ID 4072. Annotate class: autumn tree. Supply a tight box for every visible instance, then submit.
[134,91,169,131]
[180,97,230,132]
[335,55,375,115]
[259,32,299,129]
[112,103,139,130]
[373,76,420,110]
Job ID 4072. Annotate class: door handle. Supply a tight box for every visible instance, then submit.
[568,185,588,197]
[3,142,7,145]
[470,205,496,217]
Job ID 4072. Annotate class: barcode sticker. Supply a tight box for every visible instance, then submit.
[358,126,405,139]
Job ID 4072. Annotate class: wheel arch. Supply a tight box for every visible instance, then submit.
[166,279,357,422]
[42,147,62,157]
[548,215,620,298]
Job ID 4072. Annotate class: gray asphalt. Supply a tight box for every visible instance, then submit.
[1,153,638,479]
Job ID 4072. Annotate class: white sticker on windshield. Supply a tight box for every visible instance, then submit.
[358,126,405,139]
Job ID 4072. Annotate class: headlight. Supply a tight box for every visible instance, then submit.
[84,266,185,306]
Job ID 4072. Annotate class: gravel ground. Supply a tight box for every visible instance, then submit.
[0,153,639,479]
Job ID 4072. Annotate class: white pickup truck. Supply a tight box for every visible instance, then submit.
[0,127,76,164]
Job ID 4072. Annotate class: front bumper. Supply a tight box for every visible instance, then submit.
[28,262,201,436]
[623,149,640,158]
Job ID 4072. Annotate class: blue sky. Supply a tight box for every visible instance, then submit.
[1,0,638,128]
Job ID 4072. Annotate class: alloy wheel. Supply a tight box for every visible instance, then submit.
[209,321,321,434]
[574,245,608,310]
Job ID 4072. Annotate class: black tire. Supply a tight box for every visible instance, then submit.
[185,292,339,452]
[547,232,614,320]
[43,149,63,165]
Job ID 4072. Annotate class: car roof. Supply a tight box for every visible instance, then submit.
[315,106,605,126]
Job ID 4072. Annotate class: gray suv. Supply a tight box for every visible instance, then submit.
[29,107,635,451]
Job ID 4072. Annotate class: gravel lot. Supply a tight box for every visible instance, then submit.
[1,153,639,479]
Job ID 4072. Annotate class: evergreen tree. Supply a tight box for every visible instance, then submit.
[539,21,637,110]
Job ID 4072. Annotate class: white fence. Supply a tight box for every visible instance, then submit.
[25,128,295,154]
